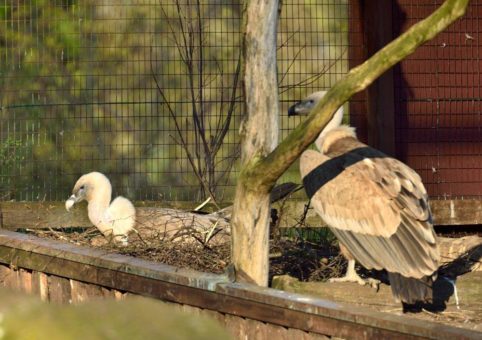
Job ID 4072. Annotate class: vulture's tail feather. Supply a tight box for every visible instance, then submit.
[388,272,435,304]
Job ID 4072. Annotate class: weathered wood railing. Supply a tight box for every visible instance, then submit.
[0,229,480,339]
[1,200,482,231]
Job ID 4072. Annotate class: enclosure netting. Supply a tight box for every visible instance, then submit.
[1,1,481,203]
[392,1,482,199]
[0,0,348,202]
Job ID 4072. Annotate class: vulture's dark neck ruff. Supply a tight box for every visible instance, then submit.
[303,146,382,199]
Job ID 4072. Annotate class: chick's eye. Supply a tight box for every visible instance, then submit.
[80,185,85,190]
[308,100,314,104]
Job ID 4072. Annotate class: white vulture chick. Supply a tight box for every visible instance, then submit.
[288,91,439,305]
[65,172,136,246]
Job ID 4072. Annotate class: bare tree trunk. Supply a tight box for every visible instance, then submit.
[231,0,280,286]
[232,0,470,286]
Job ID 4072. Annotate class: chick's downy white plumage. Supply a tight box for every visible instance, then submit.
[65,172,136,245]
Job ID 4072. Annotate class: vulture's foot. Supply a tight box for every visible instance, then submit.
[365,277,381,291]
[113,234,129,246]
[329,273,380,290]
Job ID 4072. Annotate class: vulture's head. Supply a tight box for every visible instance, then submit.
[288,91,329,116]
[288,91,345,151]
[65,172,112,211]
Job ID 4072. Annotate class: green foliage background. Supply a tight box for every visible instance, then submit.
[0,0,347,202]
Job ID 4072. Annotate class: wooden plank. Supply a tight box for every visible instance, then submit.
[214,283,415,340]
[0,230,478,339]
[264,323,292,340]
[180,304,203,316]
[2,199,482,229]
[3,199,481,232]
[430,199,482,225]
[31,271,49,301]
[39,272,49,301]
[200,308,226,328]
[48,275,72,304]
[18,268,32,294]
[30,271,41,297]
[0,233,456,340]
[287,328,330,340]
[0,264,12,288]
[224,314,247,340]
[0,201,91,230]
[0,201,231,245]
[70,279,115,303]
[1,265,18,291]
[0,201,220,230]
[278,199,482,227]
[114,290,126,300]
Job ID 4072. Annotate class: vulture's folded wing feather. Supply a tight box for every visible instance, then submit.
[301,149,400,238]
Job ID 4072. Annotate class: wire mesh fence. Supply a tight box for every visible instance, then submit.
[2,0,481,204]
[0,0,348,202]
[392,1,482,199]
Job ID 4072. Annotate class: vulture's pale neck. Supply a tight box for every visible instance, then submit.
[315,105,345,152]
[318,125,357,154]
[87,178,112,220]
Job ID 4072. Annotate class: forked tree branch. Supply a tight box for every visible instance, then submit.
[241,0,470,192]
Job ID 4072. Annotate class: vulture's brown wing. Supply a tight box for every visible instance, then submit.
[300,148,439,278]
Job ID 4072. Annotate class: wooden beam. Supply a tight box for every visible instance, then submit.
[1,199,481,230]
[430,199,482,226]
[0,202,233,247]
[362,0,396,155]
[276,199,482,227]
[0,201,91,229]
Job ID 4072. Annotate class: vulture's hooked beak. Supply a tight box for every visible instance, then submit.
[65,187,86,211]
[288,99,315,116]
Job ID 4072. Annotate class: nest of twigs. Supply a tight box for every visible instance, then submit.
[269,238,345,282]
[21,226,347,282]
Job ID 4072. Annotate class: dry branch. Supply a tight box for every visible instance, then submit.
[438,236,482,271]
[151,1,242,204]
[134,207,230,245]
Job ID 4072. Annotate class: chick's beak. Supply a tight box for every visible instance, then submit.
[65,191,84,211]
[65,195,76,211]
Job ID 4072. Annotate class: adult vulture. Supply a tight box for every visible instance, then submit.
[289,91,439,304]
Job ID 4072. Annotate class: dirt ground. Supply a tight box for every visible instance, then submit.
[20,226,482,332]
[272,271,482,332]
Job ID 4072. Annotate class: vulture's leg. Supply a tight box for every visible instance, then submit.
[443,277,460,309]
[329,259,380,290]
[329,243,380,289]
